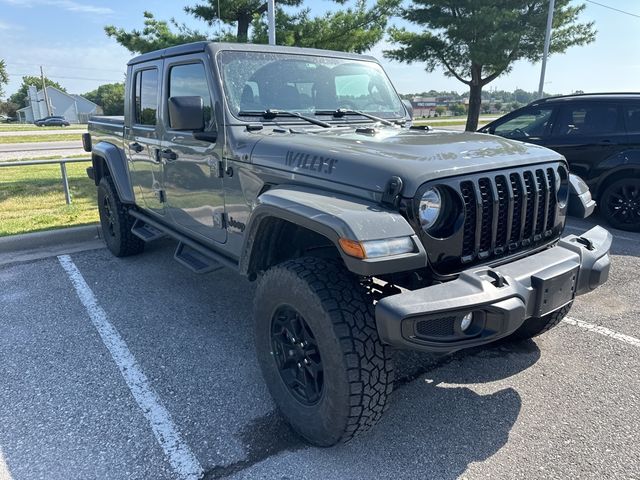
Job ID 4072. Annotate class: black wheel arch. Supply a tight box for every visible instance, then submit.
[91,141,136,204]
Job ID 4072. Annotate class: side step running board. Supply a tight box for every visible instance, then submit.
[128,209,238,273]
[174,242,223,274]
[131,218,165,242]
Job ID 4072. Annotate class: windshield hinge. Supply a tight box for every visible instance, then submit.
[381,176,404,208]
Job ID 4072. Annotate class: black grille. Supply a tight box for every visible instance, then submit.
[415,316,457,338]
[459,167,560,265]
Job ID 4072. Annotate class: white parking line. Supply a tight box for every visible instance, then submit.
[57,255,203,480]
[0,447,13,480]
[563,317,640,348]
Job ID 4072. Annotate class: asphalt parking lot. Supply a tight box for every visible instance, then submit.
[0,215,638,480]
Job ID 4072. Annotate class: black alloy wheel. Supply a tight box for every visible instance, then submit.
[270,305,323,405]
[97,176,145,257]
[101,193,116,239]
[602,178,640,232]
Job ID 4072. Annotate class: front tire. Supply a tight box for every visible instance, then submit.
[97,176,144,257]
[600,177,640,232]
[254,257,393,446]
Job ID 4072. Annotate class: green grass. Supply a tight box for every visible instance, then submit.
[0,124,87,132]
[0,133,83,144]
[0,161,98,236]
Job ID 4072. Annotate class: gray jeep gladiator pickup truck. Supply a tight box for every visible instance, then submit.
[84,41,612,447]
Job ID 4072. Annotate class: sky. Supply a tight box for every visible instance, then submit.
[0,0,639,97]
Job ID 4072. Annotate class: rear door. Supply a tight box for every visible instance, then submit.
[126,60,165,215]
[161,55,227,243]
[545,102,627,182]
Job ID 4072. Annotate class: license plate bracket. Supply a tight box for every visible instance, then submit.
[531,263,579,317]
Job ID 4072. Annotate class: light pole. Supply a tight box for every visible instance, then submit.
[537,0,555,98]
[268,0,276,45]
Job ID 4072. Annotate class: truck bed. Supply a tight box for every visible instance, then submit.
[88,116,124,137]
[88,116,125,155]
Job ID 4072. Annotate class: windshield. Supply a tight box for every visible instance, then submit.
[218,50,405,121]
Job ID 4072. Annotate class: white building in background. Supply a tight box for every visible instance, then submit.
[16,85,101,124]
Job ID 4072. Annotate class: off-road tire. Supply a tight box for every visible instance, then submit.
[507,302,573,341]
[600,178,640,232]
[97,176,144,257]
[254,257,394,446]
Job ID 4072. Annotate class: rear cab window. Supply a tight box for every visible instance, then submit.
[133,69,159,126]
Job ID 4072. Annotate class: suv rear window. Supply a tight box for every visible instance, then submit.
[134,69,158,126]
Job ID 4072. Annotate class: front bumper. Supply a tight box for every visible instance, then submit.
[375,226,612,353]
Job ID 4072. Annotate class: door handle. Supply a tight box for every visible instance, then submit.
[160,149,178,161]
[129,142,144,153]
[597,139,617,145]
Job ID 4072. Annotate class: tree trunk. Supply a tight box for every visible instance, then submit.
[465,83,483,131]
[237,15,250,42]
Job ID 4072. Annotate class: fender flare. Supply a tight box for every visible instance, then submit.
[239,185,427,277]
[91,141,136,204]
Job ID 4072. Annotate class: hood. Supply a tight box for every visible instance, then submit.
[249,126,562,197]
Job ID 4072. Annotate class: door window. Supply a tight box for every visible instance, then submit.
[625,105,640,134]
[493,107,553,138]
[168,63,214,129]
[552,104,621,137]
[134,69,158,126]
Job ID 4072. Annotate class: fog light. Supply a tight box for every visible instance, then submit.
[460,312,473,331]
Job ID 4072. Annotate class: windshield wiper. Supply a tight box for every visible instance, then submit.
[238,109,331,128]
[315,108,402,127]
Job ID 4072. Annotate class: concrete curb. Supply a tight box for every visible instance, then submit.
[0,224,102,253]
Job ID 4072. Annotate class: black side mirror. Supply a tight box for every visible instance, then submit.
[402,99,414,120]
[168,96,205,131]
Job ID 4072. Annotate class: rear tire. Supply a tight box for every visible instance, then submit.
[97,176,144,257]
[600,177,640,232]
[254,257,393,446]
[507,302,572,341]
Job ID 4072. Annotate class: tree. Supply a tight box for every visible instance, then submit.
[251,0,399,53]
[386,1,596,131]
[105,11,207,54]
[494,101,502,112]
[83,83,125,116]
[450,103,466,116]
[0,100,18,118]
[0,60,8,99]
[106,1,400,55]
[186,0,302,43]
[9,76,66,108]
[435,105,446,116]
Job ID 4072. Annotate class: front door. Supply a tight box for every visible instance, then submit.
[487,105,555,145]
[161,57,227,243]
[127,61,165,214]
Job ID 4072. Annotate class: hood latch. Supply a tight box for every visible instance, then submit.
[381,176,404,208]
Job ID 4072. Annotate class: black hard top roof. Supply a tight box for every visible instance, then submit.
[127,41,379,66]
[530,92,640,106]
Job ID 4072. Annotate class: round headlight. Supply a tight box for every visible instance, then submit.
[419,187,442,231]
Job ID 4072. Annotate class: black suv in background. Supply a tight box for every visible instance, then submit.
[480,93,640,231]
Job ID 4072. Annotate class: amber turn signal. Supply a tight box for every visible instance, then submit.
[338,238,367,259]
